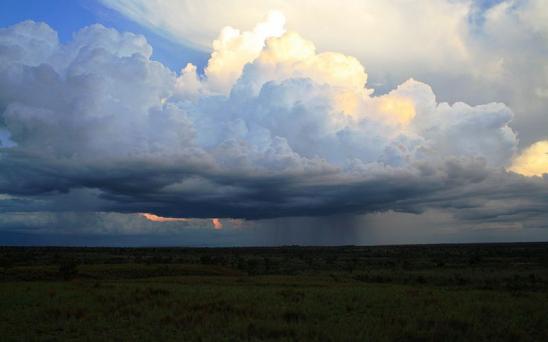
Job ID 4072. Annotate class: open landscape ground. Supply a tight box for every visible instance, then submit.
[1,243,547,341]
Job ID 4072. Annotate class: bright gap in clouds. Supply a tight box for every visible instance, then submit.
[142,213,223,230]
[509,141,548,177]
[141,213,192,223]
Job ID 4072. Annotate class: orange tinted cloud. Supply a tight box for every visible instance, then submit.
[141,213,192,222]
[377,95,416,125]
[508,140,548,177]
[212,218,223,229]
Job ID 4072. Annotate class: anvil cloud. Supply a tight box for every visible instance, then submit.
[0,11,546,237]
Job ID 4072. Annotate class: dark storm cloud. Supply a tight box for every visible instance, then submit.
[0,20,546,232]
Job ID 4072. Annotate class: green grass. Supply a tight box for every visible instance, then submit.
[1,244,547,340]
[1,276,547,341]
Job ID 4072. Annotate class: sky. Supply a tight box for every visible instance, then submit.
[0,0,546,246]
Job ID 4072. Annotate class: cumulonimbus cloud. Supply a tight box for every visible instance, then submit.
[101,0,548,152]
[0,15,546,227]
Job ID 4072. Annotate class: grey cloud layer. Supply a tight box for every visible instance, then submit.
[0,20,546,229]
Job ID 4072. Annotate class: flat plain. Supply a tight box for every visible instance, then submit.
[1,243,547,341]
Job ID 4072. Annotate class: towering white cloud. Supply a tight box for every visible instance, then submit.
[100,0,548,150]
[176,15,518,170]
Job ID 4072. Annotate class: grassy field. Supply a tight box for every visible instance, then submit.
[1,243,547,341]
